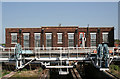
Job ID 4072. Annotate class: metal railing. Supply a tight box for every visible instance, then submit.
[0,47,96,59]
[0,47,120,59]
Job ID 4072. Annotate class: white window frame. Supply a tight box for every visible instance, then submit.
[34,33,41,35]
[23,33,29,35]
[45,33,52,34]
[102,32,109,43]
[46,33,52,47]
[34,33,41,47]
[90,33,96,47]
[23,33,30,47]
[11,33,17,44]
[57,33,63,44]
[68,33,74,35]
[90,33,96,35]
[68,33,74,47]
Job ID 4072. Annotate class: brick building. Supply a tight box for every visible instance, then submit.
[5,26,114,47]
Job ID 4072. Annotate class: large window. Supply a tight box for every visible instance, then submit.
[57,33,62,44]
[46,33,52,47]
[102,32,108,43]
[23,33,29,47]
[34,33,41,47]
[90,33,96,47]
[11,33,17,44]
[68,33,74,47]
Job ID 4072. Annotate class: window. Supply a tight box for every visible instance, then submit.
[34,33,41,47]
[79,33,86,47]
[23,33,29,47]
[46,33,52,47]
[11,33,17,44]
[90,33,96,47]
[57,33,62,44]
[102,32,108,43]
[68,33,74,47]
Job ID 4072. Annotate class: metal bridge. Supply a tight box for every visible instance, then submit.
[0,44,120,75]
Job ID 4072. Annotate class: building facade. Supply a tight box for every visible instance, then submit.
[5,26,114,47]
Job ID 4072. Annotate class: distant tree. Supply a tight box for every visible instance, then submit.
[114,39,120,44]
[0,44,6,47]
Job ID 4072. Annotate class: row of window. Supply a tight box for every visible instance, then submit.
[11,32,108,47]
[11,33,64,47]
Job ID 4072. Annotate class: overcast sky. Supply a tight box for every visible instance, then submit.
[1,2,118,43]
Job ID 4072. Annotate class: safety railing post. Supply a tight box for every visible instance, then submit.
[77,47,78,58]
[87,47,88,57]
[69,47,70,58]
[38,48,40,58]
[34,47,36,58]
[39,47,40,58]
[0,48,2,58]
[37,47,38,58]
[89,47,91,57]
[16,60,18,69]
[60,48,62,59]
[35,47,37,58]
[113,47,114,57]
[118,47,120,56]
[49,47,51,58]
[9,48,10,59]
[20,54,22,68]
[61,48,62,66]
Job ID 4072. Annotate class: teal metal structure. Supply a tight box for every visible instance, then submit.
[96,44,109,68]
[14,43,33,69]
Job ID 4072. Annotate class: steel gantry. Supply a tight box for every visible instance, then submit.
[0,43,120,74]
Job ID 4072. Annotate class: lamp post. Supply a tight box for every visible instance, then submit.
[42,28,44,49]
[87,24,89,47]
[97,28,100,45]
[19,29,22,45]
[75,28,78,47]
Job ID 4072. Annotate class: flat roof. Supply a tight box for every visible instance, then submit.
[42,26,78,28]
[79,26,114,28]
[5,25,114,28]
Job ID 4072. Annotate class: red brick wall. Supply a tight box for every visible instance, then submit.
[5,26,114,47]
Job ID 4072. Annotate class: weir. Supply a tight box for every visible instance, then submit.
[0,43,120,75]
